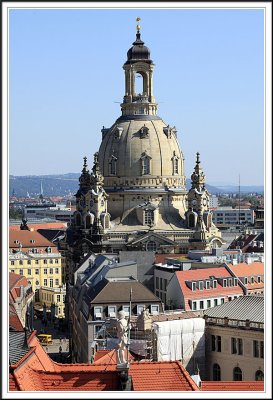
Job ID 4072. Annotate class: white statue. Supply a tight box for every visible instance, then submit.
[116,310,130,365]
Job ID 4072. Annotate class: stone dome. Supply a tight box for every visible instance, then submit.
[126,33,151,63]
[98,116,186,190]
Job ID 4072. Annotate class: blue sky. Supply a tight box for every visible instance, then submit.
[8,6,265,186]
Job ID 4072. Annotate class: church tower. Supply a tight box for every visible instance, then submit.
[186,153,222,249]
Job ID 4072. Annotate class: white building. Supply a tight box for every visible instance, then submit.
[212,207,254,225]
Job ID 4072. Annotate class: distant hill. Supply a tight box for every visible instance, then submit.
[9,174,264,197]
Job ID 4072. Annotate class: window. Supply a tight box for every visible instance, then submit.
[122,305,130,316]
[43,259,47,264]
[192,301,197,311]
[234,278,238,286]
[142,156,150,175]
[199,281,204,290]
[11,269,15,273]
[19,260,23,265]
[253,340,259,357]
[49,268,53,274]
[55,259,59,264]
[156,277,159,289]
[44,268,48,274]
[109,157,117,175]
[199,300,204,309]
[19,269,23,275]
[233,367,242,381]
[146,240,157,251]
[35,260,39,265]
[35,269,39,275]
[55,268,59,274]
[47,247,52,253]
[55,279,59,286]
[257,276,261,283]
[255,370,264,381]
[49,259,53,264]
[163,279,167,291]
[260,341,264,358]
[211,335,221,352]
[144,210,154,225]
[221,298,225,304]
[223,279,227,287]
[108,305,117,317]
[192,282,196,291]
[151,304,159,314]
[206,281,210,289]
[94,306,103,319]
[44,279,48,286]
[213,280,217,288]
[251,276,254,284]
[213,364,221,381]
[49,278,53,288]
[207,299,211,308]
[137,305,145,315]
[232,338,243,355]
[57,295,61,303]
[160,278,163,290]
[244,277,248,284]
[27,260,31,265]
[214,299,218,307]
[11,261,15,265]
[27,269,31,275]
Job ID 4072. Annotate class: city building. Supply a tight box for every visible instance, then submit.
[228,261,264,295]
[228,230,264,253]
[166,267,245,312]
[9,272,34,330]
[203,295,264,381]
[63,22,224,284]
[212,207,254,226]
[70,276,162,363]
[209,195,218,209]
[9,229,65,313]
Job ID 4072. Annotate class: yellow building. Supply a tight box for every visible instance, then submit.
[9,229,65,316]
[39,285,66,318]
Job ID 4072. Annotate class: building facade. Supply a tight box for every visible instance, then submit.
[204,296,264,382]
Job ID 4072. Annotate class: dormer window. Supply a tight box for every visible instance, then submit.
[139,125,149,138]
[199,281,204,290]
[144,210,154,226]
[206,280,210,289]
[192,282,196,291]
[114,126,123,139]
[244,277,248,284]
[94,306,103,319]
[234,278,238,286]
[30,239,35,244]
[213,280,217,288]
[223,279,227,287]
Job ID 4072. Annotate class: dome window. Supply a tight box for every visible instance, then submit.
[109,156,117,175]
[141,153,151,175]
[114,127,123,139]
[171,152,179,175]
[163,125,177,138]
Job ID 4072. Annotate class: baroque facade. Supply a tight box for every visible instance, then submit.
[63,22,223,282]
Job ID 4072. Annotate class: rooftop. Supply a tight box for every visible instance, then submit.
[203,295,264,323]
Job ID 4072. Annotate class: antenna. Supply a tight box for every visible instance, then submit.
[238,174,241,229]
[127,287,132,365]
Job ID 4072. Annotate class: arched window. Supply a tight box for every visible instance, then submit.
[109,157,117,175]
[213,363,221,381]
[141,156,151,175]
[146,241,157,251]
[75,212,81,227]
[233,367,242,381]
[255,370,264,381]
[144,210,154,225]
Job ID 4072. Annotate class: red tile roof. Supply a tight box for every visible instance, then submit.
[93,349,135,365]
[228,262,264,277]
[10,336,199,391]
[130,361,199,391]
[9,230,58,250]
[175,267,244,311]
[9,222,67,231]
[201,381,264,391]
[9,303,24,331]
